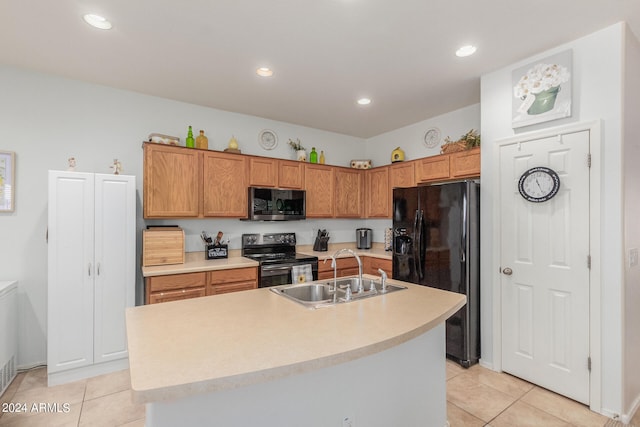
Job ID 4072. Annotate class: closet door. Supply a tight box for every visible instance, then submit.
[93,174,135,363]
[47,171,95,373]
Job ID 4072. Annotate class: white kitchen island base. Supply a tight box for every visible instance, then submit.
[145,324,446,427]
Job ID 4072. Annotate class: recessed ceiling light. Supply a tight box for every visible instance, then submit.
[456,45,477,57]
[256,67,274,77]
[357,98,371,105]
[83,14,112,30]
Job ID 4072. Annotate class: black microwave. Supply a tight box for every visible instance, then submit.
[247,187,306,221]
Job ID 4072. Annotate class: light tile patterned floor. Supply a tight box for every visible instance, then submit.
[0,368,144,427]
[0,363,638,426]
[446,360,639,427]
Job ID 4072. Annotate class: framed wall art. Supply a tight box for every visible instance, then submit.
[0,150,15,212]
[512,49,572,129]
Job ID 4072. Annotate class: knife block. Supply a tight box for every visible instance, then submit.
[313,236,329,252]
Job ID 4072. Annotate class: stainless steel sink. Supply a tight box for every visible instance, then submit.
[279,283,336,302]
[271,277,406,309]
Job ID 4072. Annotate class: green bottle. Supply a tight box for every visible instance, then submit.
[310,147,318,163]
[186,126,195,148]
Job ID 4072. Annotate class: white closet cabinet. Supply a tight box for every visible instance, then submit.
[47,171,135,385]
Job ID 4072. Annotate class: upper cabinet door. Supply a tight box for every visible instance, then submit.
[202,151,247,217]
[334,168,363,218]
[144,144,201,218]
[390,161,416,189]
[305,164,334,217]
[248,157,278,188]
[278,160,305,189]
[366,166,390,218]
[450,147,481,178]
[415,155,450,183]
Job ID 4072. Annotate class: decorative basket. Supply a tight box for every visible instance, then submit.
[440,141,468,154]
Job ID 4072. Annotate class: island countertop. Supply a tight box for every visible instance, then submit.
[125,276,466,404]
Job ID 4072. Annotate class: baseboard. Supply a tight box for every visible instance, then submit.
[47,358,129,387]
[620,394,640,424]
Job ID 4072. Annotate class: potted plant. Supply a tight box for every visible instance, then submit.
[288,138,306,161]
[440,129,481,154]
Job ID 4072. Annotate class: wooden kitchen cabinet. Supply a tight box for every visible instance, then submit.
[365,166,391,218]
[450,147,481,178]
[390,161,416,189]
[246,157,305,189]
[278,160,305,189]
[248,156,278,187]
[144,143,201,218]
[363,257,392,276]
[305,164,335,217]
[415,154,450,183]
[318,257,361,280]
[203,151,247,217]
[334,167,363,218]
[146,272,207,304]
[206,267,258,295]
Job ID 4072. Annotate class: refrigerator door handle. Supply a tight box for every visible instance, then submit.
[416,209,425,280]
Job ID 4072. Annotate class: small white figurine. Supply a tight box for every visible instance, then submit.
[67,157,76,171]
[110,159,122,175]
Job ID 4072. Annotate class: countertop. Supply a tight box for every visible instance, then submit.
[125,276,466,404]
[142,251,259,277]
[141,244,391,277]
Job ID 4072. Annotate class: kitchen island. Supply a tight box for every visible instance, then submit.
[125,275,466,427]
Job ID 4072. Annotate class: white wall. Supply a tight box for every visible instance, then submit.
[623,25,640,418]
[480,23,626,416]
[0,64,370,368]
[361,104,481,240]
[365,104,480,167]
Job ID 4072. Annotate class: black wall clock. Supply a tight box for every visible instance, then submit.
[518,166,560,203]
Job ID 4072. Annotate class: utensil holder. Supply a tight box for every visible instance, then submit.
[313,236,329,251]
[206,244,228,259]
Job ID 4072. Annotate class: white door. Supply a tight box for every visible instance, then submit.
[47,171,95,373]
[93,174,135,363]
[500,130,590,404]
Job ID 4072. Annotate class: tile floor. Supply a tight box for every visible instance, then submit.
[446,361,639,427]
[0,362,638,426]
[0,368,143,427]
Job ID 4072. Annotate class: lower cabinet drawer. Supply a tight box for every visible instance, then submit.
[207,281,257,296]
[148,287,206,304]
[146,272,206,293]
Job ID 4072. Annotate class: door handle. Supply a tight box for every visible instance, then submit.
[503,267,513,276]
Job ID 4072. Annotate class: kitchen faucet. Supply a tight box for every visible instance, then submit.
[327,248,364,298]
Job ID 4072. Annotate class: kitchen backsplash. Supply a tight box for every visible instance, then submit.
[144,218,392,252]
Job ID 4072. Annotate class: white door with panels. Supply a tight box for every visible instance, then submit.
[48,171,135,383]
[499,130,590,404]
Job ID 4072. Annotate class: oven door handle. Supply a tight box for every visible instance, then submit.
[261,265,294,276]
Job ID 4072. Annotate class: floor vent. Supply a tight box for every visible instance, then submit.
[0,355,16,396]
[0,281,18,397]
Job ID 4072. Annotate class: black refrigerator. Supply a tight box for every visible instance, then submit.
[392,180,480,367]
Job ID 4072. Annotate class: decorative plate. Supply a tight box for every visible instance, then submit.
[423,127,441,149]
[258,129,278,150]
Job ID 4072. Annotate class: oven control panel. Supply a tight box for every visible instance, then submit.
[242,233,297,247]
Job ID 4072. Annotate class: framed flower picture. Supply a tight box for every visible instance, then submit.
[0,150,15,212]
[512,49,572,129]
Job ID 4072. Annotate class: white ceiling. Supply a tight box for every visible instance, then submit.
[1,1,639,138]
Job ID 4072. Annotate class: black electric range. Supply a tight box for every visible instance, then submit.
[241,233,318,287]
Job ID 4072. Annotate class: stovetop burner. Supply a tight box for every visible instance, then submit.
[241,233,317,265]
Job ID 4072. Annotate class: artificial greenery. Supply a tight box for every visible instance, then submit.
[288,138,305,151]
[444,129,481,149]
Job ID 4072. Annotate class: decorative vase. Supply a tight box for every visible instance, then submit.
[296,150,307,162]
[527,86,560,115]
